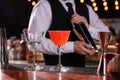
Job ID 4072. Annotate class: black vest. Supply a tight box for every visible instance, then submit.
[44,0,89,67]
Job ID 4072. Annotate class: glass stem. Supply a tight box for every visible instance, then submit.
[103,52,107,75]
[33,47,36,66]
[103,49,107,75]
[58,47,62,68]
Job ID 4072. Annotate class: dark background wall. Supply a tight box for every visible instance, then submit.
[0,0,33,38]
[0,0,120,39]
[86,0,120,18]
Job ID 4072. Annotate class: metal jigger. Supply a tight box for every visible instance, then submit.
[97,32,112,75]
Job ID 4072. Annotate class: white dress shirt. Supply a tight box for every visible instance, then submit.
[28,0,110,55]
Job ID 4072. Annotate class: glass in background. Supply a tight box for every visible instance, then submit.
[22,33,44,62]
[107,33,120,74]
[23,28,44,70]
[97,32,112,75]
[6,36,26,60]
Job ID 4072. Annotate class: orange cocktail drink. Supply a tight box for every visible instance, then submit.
[49,30,70,47]
[48,30,71,72]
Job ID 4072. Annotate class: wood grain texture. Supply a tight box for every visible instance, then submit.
[0,69,117,80]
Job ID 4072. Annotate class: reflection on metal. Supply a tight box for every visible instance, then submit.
[0,28,9,65]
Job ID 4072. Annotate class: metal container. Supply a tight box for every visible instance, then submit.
[0,28,9,64]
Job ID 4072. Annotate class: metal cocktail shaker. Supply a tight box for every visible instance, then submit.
[0,28,9,65]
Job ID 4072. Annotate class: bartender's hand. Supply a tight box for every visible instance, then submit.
[74,41,96,55]
[71,14,89,29]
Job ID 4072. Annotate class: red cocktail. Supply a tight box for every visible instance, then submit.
[49,30,70,47]
[49,30,70,72]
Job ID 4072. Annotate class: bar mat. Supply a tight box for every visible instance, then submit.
[0,64,27,70]
[42,66,97,75]
[1,64,97,75]
[0,64,97,75]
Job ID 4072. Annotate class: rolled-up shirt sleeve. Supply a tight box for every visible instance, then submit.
[86,4,110,40]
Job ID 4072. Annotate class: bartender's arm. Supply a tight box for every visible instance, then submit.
[27,1,96,55]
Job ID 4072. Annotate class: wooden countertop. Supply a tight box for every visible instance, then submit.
[0,64,119,80]
[1,69,103,80]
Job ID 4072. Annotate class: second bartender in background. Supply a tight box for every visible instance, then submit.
[27,0,110,67]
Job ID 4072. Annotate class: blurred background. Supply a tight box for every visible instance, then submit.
[0,0,120,38]
[0,0,120,65]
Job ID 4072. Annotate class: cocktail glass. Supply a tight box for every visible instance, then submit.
[97,32,112,75]
[48,30,70,72]
[23,28,44,70]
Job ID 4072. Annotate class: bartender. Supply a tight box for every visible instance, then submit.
[27,0,110,67]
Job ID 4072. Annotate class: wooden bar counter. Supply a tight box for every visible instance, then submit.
[1,69,103,80]
[0,64,119,80]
